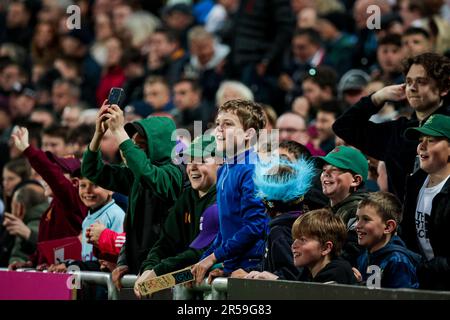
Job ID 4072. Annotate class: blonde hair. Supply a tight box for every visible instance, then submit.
[292,209,347,258]
[218,99,266,131]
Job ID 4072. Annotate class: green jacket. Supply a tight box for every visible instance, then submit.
[140,185,217,276]
[332,191,368,267]
[82,117,183,273]
[9,201,48,264]
[332,191,368,228]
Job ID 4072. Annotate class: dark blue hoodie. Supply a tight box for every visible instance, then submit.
[201,149,268,273]
[357,235,421,288]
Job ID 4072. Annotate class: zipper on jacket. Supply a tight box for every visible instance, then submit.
[221,162,229,191]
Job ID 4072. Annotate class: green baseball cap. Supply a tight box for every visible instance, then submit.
[404,114,450,140]
[184,134,216,159]
[317,146,368,181]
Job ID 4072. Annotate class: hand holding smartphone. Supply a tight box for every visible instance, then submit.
[107,87,125,107]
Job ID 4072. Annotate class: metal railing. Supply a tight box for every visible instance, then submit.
[2,268,450,300]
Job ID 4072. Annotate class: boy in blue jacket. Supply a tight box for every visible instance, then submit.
[191,99,268,284]
[355,192,420,288]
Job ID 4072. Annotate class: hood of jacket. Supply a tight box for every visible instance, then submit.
[367,235,422,267]
[269,211,301,229]
[131,117,176,165]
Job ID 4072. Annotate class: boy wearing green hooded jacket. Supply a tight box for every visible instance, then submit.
[82,102,183,288]
[133,134,219,298]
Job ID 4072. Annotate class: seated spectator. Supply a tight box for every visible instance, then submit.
[402,27,433,59]
[317,11,357,77]
[41,124,69,157]
[215,80,254,107]
[338,69,370,109]
[292,209,357,284]
[301,66,337,114]
[402,114,450,290]
[355,192,420,288]
[276,112,324,156]
[1,182,47,267]
[183,26,229,105]
[313,100,341,154]
[372,34,405,85]
[2,157,32,213]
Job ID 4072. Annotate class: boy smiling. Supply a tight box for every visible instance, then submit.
[355,192,420,288]
[403,114,450,290]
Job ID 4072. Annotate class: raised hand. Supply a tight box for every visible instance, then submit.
[104,104,125,133]
[11,126,30,152]
[371,84,407,106]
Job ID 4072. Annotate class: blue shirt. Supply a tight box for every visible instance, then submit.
[81,199,125,261]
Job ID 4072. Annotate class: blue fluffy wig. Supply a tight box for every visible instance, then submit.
[253,157,316,203]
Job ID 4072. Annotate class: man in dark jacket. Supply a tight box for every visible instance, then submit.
[227,0,295,105]
[333,53,450,200]
[82,102,183,288]
[402,114,450,290]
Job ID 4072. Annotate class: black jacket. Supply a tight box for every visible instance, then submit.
[297,256,357,285]
[229,0,294,70]
[332,95,450,200]
[264,212,303,281]
[401,169,450,290]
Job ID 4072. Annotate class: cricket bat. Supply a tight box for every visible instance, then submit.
[138,266,194,296]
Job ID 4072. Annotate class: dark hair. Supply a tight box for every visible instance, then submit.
[317,100,342,118]
[303,66,338,96]
[174,77,201,93]
[4,158,32,181]
[292,208,347,258]
[67,124,95,146]
[43,125,69,143]
[403,27,431,39]
[293,28,322,46]
[13,183,46,211]
[403,52,450,93]
[378,34,402,48]
[153,27,179,43]
[358,191,403,225]
[279,140,312,160]
[218,99,266,131]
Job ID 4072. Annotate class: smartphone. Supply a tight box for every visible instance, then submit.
[107,87,125,108]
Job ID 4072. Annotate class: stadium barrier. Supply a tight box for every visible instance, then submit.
[2,268,450,300]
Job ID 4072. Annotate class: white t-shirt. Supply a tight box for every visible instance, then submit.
[415,175,450,260]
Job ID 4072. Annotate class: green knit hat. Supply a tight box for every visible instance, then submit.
[317,146,368,181]
[404,114,450,140]
[184,134,216,159]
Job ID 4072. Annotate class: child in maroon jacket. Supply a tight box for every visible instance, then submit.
[9,127,88,269]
